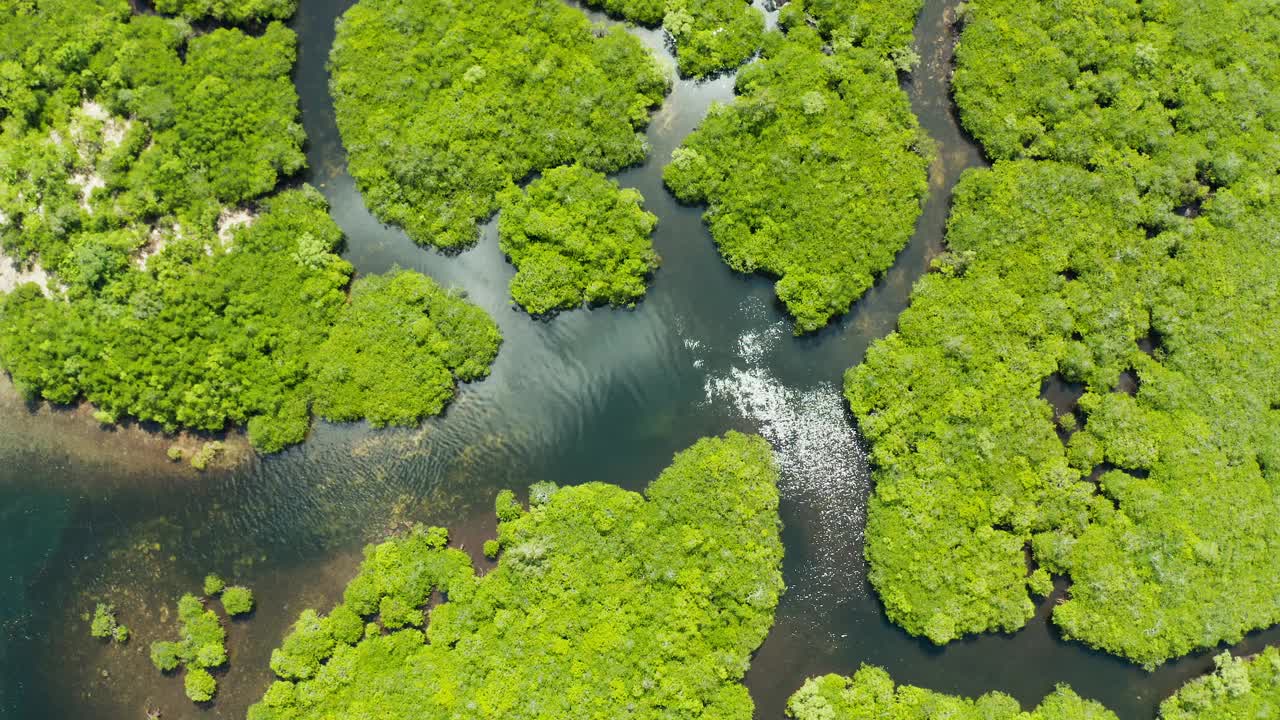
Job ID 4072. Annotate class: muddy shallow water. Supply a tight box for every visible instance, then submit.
[2,2,1276,719]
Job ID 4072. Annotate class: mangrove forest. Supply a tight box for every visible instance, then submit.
[847,0,1280,667]
[2,0,1280,717]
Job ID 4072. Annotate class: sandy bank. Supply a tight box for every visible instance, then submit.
[0,374,252,486]
[0,252,52,295]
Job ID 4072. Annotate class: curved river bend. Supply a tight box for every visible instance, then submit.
[1,1,1276,718]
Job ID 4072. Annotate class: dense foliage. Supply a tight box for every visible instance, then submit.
[0,7,304,270]
[0,1,502,453]
[221,586,254,616]
[788,666,1117,720]
[150,593,227,702]
[1160,649,1280,720]
[846,0,1280,667]
[329,0,669,250]
[185,668,217,703]
[203,574,226,596]
[0,190,347,451]
[665,6,929,333]
[579,0,764,77]
[152,0,298,23]
[788,655,1280,719]
[793,0,920,57]
[310,269,502,428]
[953,0,1280,194]
[497,164,659,315]
[248,432,784,720]
[664,0,765,78]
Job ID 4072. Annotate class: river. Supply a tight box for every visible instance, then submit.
[1,1,1275,718]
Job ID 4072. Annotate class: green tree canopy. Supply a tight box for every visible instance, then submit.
[665,9,929,333]
[663,0,765,78]
[579,0,764,78]
[789,654,1280,720]
[788,666,1117,720]
[152,0,298,23]
[953,0,1280,206]
[151,592,227,702]
[220,586,254,616]
[1161,649,1280,720]
[329,0,669,250]
[0,1,503,454]
[0,9,305,269]
[498,164,659,315]
[248,432,784,720]
[846,0,1280,668]
[310,269,502,428]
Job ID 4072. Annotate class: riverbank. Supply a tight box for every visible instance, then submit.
[0,375,251,485]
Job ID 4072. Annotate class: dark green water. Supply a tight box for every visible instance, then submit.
[2,1,1276,718]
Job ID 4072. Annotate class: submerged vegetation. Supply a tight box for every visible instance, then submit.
[498,165,659,315]
[666,1,929,333]
[329,0,669,250]
[248,432,784,720]
[847,0,1280,667]
[0,1,500,454]
[788,666,1116,720]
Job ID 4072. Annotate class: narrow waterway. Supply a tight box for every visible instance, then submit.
[2,2,1277,719]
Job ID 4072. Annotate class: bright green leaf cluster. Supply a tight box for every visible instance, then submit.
[0,189,345,451]
[0,8,305,270]
[150,593,227,702]
[1160,649,1280,720]
[498,164,659,315]
[0,2,502,453]
[794,0,921,58]
[152,0,297,22]
[203,574,226,596]
[89,602,127,643]
[184,667,217,703]
[953,0,1280,192]
[666,11,929,333]
[248,432,783,720]
[329,0,669,250]
[846,0,1280,667]
[221,586,254,616]
[580,0,764,77]
[664,0,766,78]
[846,162,1145,648]
[787,666,1116,720]
[309,269,502,428]
[789,654,1280,719]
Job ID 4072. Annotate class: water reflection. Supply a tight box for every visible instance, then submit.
[702,298,868,611]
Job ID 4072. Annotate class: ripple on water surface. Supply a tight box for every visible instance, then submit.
[700,298,871,614]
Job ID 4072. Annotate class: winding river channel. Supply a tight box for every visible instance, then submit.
[2,1,1278,718]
